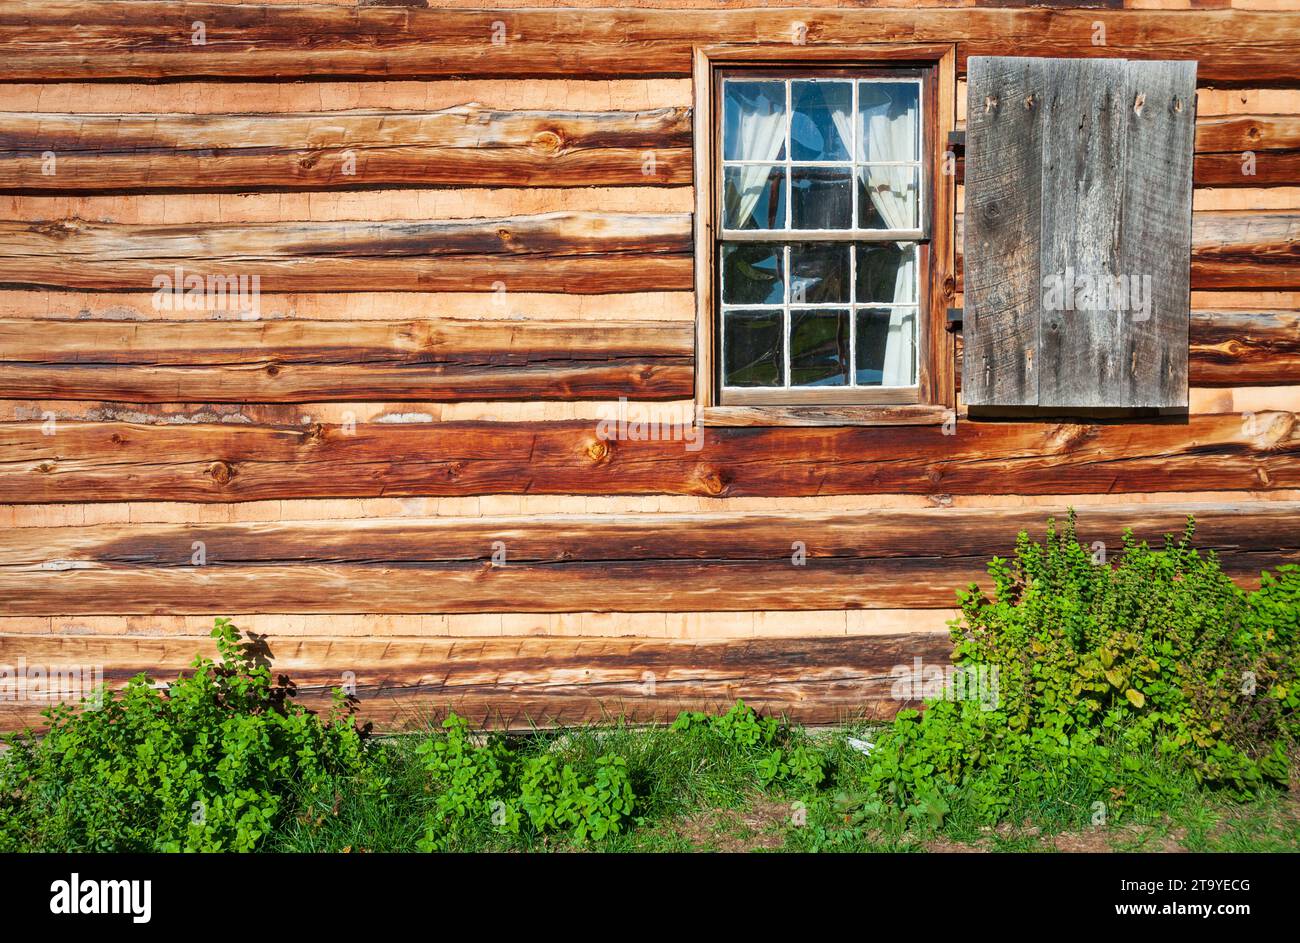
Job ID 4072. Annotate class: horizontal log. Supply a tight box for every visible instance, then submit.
[0,4,1295,83]
[0,308,1290,403]
[1195,114,1300,154]
[1,412,1296,503]
[1189,310,1300,387]
[0,632,957,731]
[5,109,1294,194]
[0,212,693,293]
[0,107,693,192]
[954,213,1300,291]
[1,503,1293,615]
[0,319,694,401]
[2,211,1289,293]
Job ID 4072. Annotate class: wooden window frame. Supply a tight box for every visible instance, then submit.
[693,44,957,427]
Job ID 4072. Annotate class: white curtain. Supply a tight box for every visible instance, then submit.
[725,101,785,229]
[858,90,918,386]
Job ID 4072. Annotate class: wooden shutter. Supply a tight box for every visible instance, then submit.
[963,56,1197,409]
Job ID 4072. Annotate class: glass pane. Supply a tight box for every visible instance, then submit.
[723,310,784,387]
[857,166,918,230]
[791,167,852,229]
[723,81,787,161]
[790,309,849,387]
[789,243,849,304]
[855,307,917,386]
[723,165,787,230]
[791,81,853,161]
[721,244,785,305]
[859,81,920,162]
[855,243,916,303]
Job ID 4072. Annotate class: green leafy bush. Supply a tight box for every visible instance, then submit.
[832,515,1300,835]
[414,714,637,850]
[672,700,826,790]
[0,619,379,852]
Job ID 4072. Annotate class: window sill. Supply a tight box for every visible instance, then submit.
[700,404,951,427]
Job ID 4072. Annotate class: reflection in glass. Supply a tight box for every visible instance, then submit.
[790,243,849,304]
[791,167,852,229]
[723,165,787,230]
[721,244,785,305]
[790,310,849,386]
[723,82,787,162]
[791,81,853,161]
[858,82,919,162]
[856,243,916,304]
[857,166,918,231]
[855,307,917,386]
[723,310,784,387]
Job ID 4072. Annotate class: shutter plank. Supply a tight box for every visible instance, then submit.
[1038,58,1130,408]
[1119,60,1197,408]
[962,56,1045,407]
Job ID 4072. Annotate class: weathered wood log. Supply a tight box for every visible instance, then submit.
[0,213,693,293]
[7,108,1294,193]
[0,107,693,192]
[1,412,1296,503]
[0,632,957,731]
[954,213,1300,291]
[1,211,1290,293]
[0,308,1289,403]
[1189,310,1300,387]
[0,319,694,401]
[0,503,1292,615]
[0,3,1294,83]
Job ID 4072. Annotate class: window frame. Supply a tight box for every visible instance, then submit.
[693,44,957,427]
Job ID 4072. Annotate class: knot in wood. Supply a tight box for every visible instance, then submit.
[697,466,728,496]
[208,461,236,484]
[1134,93,1146,116]
[585,439,612,464]
[32,218,82,239]
[530,129,565,155]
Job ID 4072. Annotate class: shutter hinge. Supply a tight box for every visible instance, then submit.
[946,307,963,332]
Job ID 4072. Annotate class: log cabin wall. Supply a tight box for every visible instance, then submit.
[0,0,1297,730]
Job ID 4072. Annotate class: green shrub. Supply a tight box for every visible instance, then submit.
[0,618,380,852]
[414,714,637,850]
[672,700,826,790]
[832,515,1300,836]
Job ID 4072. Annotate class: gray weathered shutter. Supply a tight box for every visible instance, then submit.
[963,56,1197,409]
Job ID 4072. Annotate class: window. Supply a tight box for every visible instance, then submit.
[694,47,956,425]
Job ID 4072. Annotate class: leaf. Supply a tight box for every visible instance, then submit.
[1124,689,1146,709]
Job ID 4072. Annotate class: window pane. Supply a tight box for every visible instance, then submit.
[723,81,787,161]
[855,307,917,386]
[723,310,784,387]
[859,82,919,162]
[790,243,849,304]
[791,81,853,161]
[723,165,787,230]
[790,310,849,386]
[791,167,852,229]
[855,243,916,304]
[721,244,785,305]
[857,166,918,230]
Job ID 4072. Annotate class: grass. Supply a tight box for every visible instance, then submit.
[270,716,1300,854]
